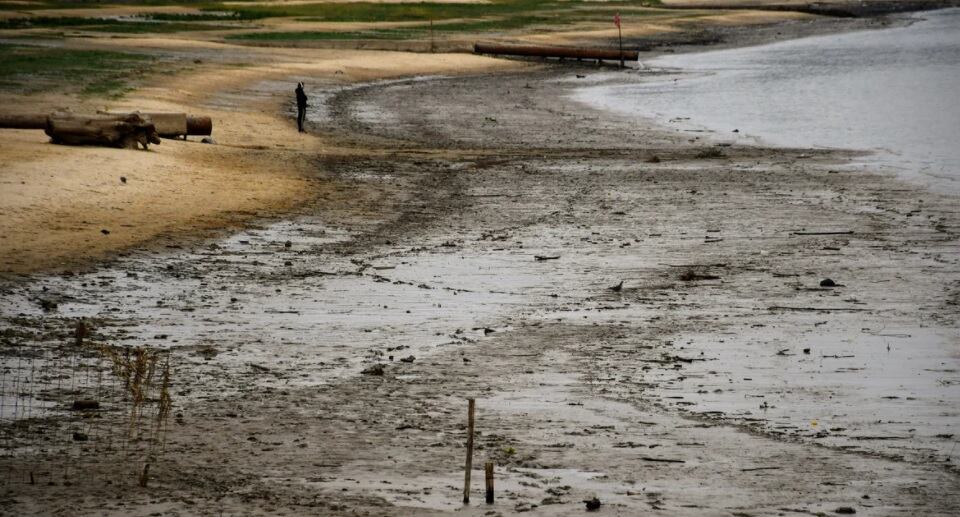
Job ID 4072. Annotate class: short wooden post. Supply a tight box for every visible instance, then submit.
[138,463,150,488]
[485,462,494,504]
[463,398,475,504]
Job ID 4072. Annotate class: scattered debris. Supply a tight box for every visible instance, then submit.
[679,269,721,281]
[820,278,837,287]
[584,497,602,511]
[71,400,100,411]
[362,364,385,376]
[639,456,685,463]
[792,230,854,236]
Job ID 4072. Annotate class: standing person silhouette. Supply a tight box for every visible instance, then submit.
[295,82,308,133]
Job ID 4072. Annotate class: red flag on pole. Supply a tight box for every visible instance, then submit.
[614,12,621,29]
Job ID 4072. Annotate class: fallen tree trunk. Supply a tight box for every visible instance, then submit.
[0,112,212,139]
[474,42,639,62]
[0,114,47,130]
[98,112,213,138]
[44,113,161,150]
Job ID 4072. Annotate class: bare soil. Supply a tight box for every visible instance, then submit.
[1,5,959,516]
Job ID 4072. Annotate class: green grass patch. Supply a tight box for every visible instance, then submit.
[82,21,232,33]
[225,4,677,42]
[0,17,235,33]
[229,28,420,41]
[0,43,156,97]
[205,0,568,23]
[145,12,247,22]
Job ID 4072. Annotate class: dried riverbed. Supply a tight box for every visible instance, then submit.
[1,63,959,515]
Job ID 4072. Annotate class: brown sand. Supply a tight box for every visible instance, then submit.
[0,42,524,276]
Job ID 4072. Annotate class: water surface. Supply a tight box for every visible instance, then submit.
[576,9,960,193]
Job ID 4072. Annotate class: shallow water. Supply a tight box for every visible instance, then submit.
[575,9,960,193]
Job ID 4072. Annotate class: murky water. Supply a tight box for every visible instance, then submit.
[576,8,960,193]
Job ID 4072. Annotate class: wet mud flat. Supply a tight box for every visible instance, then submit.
[1,66,959,515]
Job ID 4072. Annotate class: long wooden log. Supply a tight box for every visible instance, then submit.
[0,114,47,130]
[100,112,213,137]
[0,112,212,138]
[45,114,161,150]
[474,42,639,62]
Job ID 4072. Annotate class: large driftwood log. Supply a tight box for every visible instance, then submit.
[0,114,47,130]
[0,112,213,139]
[44,113,161,150]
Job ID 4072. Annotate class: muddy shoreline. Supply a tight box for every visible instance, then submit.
[2,8,959,516]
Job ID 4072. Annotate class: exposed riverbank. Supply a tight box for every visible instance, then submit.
[4,41,960,517]
[1,3,958,515]
[0,1,914,277]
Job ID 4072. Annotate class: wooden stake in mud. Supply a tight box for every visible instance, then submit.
[463,398,475,504]
[614,12,624,69]
[138,463,150,488]
[485,462,494,504]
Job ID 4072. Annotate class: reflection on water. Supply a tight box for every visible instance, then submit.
[576,9,960,193]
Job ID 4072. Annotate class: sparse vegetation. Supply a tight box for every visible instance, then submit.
[0,16,236,33]
[0,44,156,96]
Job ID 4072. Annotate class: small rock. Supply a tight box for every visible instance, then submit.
[284,240,292,248]
[201,137,216,145]
[400,355,415,363]
[835,507,856,515]
[72,432,88,442]
[101,229,110,235]
[120,176,127,184]
[38,299,58,311]
[803,348,811,354]
[646,155,661,163]
[362,364,385,376]
[584,497,601,511]
[820,278,836,287]
[72,400,100,411]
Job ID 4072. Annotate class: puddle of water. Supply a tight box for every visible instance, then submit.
[659,321,960,460]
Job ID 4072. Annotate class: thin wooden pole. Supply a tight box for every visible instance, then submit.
[463,398,475,504]
[485,462,494,504]
[618,24,624,68]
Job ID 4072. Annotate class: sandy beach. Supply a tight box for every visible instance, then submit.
[1,1,958,515]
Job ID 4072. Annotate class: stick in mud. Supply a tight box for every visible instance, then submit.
[139,463,149,488]
[463,398,475,504]
[485,462,494,504]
